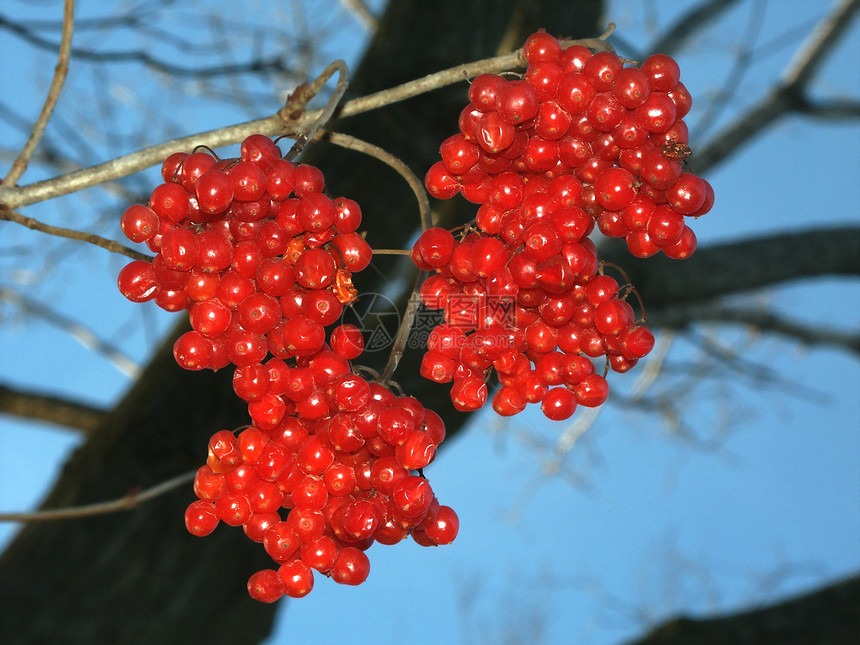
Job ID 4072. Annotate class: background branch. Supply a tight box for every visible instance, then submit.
[0,207,150,261]
[695,0,860,173]
[2,0,74,188]
[0,382,104,434]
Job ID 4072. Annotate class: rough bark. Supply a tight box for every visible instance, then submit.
[0,1,601,644]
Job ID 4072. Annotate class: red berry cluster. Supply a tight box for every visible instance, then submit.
[116,134,372,372]
[425,31,712,259]
[185,367,457,602]
[116,134,459,601]
[412,226,654,420]
[415,31,713,420]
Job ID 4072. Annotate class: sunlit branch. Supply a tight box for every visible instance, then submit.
[339,0,378,32]
[0,469,195,523]
[2,0,74,188]
[0,30,614,210]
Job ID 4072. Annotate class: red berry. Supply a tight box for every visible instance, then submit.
[330,547,370,586]
[173,331,213,371]
[184,500,219,537]
[247,569,284,603]
[117,260,158,303]
[278,560,314,598]
[424,505,460,545]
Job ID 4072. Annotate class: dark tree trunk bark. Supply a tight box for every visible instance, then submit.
[0,2,601,644]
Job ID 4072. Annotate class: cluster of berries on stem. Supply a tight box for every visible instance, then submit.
[117,134,458,601]
[416,30,712,420]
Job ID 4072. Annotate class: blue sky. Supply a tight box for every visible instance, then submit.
[1,2,858,644]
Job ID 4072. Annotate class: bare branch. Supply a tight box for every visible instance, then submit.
[601,225,860,313]
[795,98,860,119]
[0,470,195,523]
[695,0,860,173]
[2,0,74,187]
[0,207,151,261]
[380,270,426,382]
[650,0,746,57]
[0,32,613,211]
[659,304,860,355]
[281,59,350,161]
[0,381,104,434]
[0,12,294,79]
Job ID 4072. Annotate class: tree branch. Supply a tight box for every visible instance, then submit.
[601,225,860,315]
[0,469,194,523]
[0,206,151,261]
[695,0,860,174]
[0,11,295,79]
[0,285,142,377]
[2,0,74,188]
[650,0,746,57]
[317,129,431,232]
[795,97,860,119]
[657,304,860,355]
[0,381,104,434]
[0,33,612,211]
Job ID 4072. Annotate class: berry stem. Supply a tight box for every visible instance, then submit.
[315,130,432,231]
[371,249,411,255]
[380,269,427,382]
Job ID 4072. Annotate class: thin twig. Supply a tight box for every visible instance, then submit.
[0,470,195,523]
[371,248,411,255]
[2,0,75,188]
[316,129,432,232]
[0,285,142,377]
[380,269,426,382]
[339,0,378,32]
[0,207,151,261]
[0,30,614,210]
[280,59,350,161]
